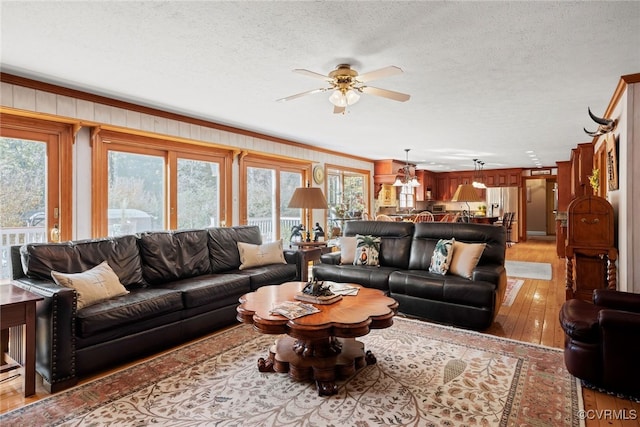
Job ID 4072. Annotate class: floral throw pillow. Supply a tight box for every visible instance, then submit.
[353,234,381,266]
[429,238,455,275]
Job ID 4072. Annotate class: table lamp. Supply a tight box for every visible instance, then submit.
[288,184,328,242]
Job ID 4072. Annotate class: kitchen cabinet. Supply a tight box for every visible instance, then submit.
[494,169,521,187]
[414,167,524,202]
[436,177,448,201]
[482,168,522,188]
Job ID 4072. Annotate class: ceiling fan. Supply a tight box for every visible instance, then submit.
[276,64,411,114]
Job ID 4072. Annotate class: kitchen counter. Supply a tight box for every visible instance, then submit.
[470,216,500,224]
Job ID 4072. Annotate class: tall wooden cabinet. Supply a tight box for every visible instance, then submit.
[565,195,617,301]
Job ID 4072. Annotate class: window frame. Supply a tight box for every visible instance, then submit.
[92,129,232,237]
[0,114,74,241]
[239,153,310,241]
[325,164,370,217]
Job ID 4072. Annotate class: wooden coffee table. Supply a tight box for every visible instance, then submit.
[237,281,398,396]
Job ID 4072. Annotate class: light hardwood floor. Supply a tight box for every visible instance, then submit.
[1,238,639,425]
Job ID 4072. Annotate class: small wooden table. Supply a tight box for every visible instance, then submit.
[1,284,43,397]
[237,281,398,395]
[289,243,334,282]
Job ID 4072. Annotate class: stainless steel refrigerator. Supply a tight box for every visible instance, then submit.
[485,187,519,242]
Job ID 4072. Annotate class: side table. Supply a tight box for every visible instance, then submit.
[294,247,322,282]
[289,242,333,282]
[1,284,43,397]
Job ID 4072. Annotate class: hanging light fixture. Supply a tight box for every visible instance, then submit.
[472,159,487,189]
[393,149,421,187]
[329,88,360,107]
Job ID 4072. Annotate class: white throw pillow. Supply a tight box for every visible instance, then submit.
[237,240,286,270]
[339,236,358,264]
[449,241,487,279]
[51,261,129,309]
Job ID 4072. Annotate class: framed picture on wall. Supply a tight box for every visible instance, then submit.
[606,134,619,191]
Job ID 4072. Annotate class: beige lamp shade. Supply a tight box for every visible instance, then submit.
[288,186,328,209]
[451,184,482,202]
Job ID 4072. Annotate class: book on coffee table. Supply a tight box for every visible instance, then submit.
[270,301,321,319]
[294,293,343,305]
[328,283,359,296]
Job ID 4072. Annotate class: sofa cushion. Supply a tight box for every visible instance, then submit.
[51,261,129,309]
[389,270,496,307]
[354,234,381,266]
[75,288,184,338]
[138,229,210,285]
[339,236,358,264]
[20,235,145,287]
[157,274,250,309]
[237,240,286,270]
[449,241,486,279]
[442,279,496,307]
[389,270,445,300]
[313,263,398,291]
[208,226,262,272]
[343,221,414,269]
[234,263,298,290]
[428,238,455,275]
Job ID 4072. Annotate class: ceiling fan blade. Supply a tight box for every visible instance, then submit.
[361,86,411,102]
[357,66,403,83]
[276,88,327,102]
[293,69,333,81]
[333,105,346,114]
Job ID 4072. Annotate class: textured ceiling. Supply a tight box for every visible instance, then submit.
[1,1,638,171]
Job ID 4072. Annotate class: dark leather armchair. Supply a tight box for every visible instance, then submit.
[559,289,640,396]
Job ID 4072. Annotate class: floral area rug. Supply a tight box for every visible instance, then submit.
[1,318,583,426]
[503,278,524,307]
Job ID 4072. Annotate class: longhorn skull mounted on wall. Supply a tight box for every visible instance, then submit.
[584,107,616,137]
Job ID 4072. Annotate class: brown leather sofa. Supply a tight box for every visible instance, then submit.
[10,226,298,393]
[313,221,507,330]
[559,289,640,396]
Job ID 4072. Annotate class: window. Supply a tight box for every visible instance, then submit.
[240,155,307,242]
[107,149,165,236]
[93,130,230,237]
[177,157,221,229]
[398,184,415,210]
[0,115,73,279]
[326,165,369,237]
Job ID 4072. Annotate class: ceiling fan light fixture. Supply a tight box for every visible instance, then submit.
[329,89,360,107]
[329,90,346,107]
[280,64,409,113]
[345,89,360,105]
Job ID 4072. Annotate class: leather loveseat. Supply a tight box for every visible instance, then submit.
[313,221,507,330]
[559,289,640,396]
[10,226,298,393]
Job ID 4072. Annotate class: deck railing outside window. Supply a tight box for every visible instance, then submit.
[1,227,46,280]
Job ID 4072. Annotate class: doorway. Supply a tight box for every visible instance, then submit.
[524,177,557,239]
